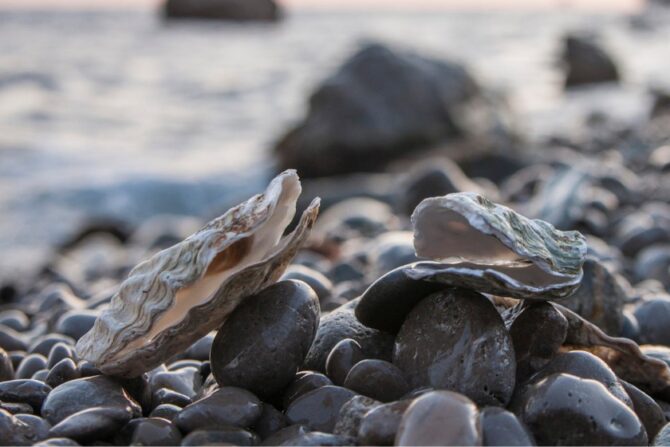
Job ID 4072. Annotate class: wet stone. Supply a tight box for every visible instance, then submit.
[47,343,77,369]
[252,404,287,440]
[130,417,182,446]
[183,333,214,362]
[48,406,133,443]
[303,299,394,373]
[357,399,412,446]
[509,302,568,382]
[621,380,666,441]
[634,297,670,345]
[0,347,14,381]
[325,339,364,386]
[355,264,444,334]
[282,371,332,409]
[149,403,182,421]
[29,335,75,357]
[175,387,262,433]
[180,427,259,446]
[152,387,191,409]
[393,288,516,406]
[285,385,357,433]
[0,379,51,411]
[282,265,334,303]
[395,390,481,446]
[211,280,320,399]
[55,311,98,341]
[41,375,142,425]
[0,324,28,352]
[149,366,201,399]
[519,373,647,445]
[260,425,308,446]
[0,408,39,445]
[77,360,101,377]
[46,358,80,388]
[343,359,408,402]
[332,395,379,438]
[480,407,535,446]
[16,414,51,442]
[16,353,48,379]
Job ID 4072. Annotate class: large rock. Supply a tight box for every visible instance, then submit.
[563,34,620,87]
[275,42,517,178]
[163,0,280,21]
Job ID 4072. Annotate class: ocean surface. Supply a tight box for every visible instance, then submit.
[1,6,669,277]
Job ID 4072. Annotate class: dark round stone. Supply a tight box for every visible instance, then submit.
[509,301,568,382]
[211,280,320,399]
[16,353,48,379]
[32,369,49,382]
[282,265,334,303]
[34,437,81,446]
[48,406,133,443]
[151,387,191,409]
[55,311,98,341]
[130,417,182,446]
[0,379,52,411]
[325,339,364,386]
[181,427,259,446]
[41,376,142,425]
[252,404,287,440]
[149,366,201,399]
[29,335,75,357]
[282,371,333,410]
[15,414,51,442]
[0,347,14,381]
[259,425,308,446]
[285,385,357,432]
[621,310,640,341]
[47,344,77,370]
[332,395,379,438]
[183,333,214,362]
[634,298,670,345]
[355,265,443,334]
[393,288,515,406]
[46,358,80,388]
[343,359,408,402]
[303,299,394,373]
[0,408,38,445]
[655,423,670,446]
[1,401,34,414]
[480,407,535,446]
[276,431,355,446]
[149,403,181,421]
[0,310,29,332]
[621,380,666,441]
[167,360,201,371]
[519,373,647,445]
[357,399,412,446]
[77,361,101,377]
[0,324,28,352]
[395,390,481,446]
[175,387,262,433]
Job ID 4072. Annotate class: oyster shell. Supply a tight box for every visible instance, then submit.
[76,170,320,377]
[407,192,587,300]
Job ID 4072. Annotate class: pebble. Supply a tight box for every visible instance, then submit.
[47,343,77,369]
[355,264,443,333]
[282,371,333,409]
[508,302,568,381]
[621,380,666,441]
[41,376,142,425]
[148,403,182,421]
[0,379,52,411]
[395,390,481,446]
[282,265,334,303]
[285,385,357,432]
[130,417,182,446]
[16,353,48,379]
[149,366,201,399]
[180,427,259,446]
[54,311,98,341]
[332,395,379,437]
[0,310,30,331]
[655,423,670,446]
[393,288,516,406]
[519,373,647,445]
[1,401,34,414]
[252,404,287,440]
[260,425,308,446]
[480,407,535,446]
[48,406,133,443]
[325,339,365,386]
[0,324,28,352]
[343,359,408,402]
[77,360,101,377]
[175,386,262,433]
[16,414,51,442]
[211,280,320,399]
[45,358,80,388]
[10,351,27,369]
[32,369,49,382]
[303,299,394,372]
[0,408,38,445]
[182,333,214,362]
[357,399,412,446]
[634,297,670,345]
[634,246,670,288]
[621,309,640,341]
[34,438,80,446]
[0,347,14,381]
[29,335,75,357]
[151,387,191,409]
[276,431,355,446]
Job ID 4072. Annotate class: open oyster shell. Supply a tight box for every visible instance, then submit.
[76,170,320,377]
[407,192,587,300]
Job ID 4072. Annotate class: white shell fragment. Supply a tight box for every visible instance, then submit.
[407,192,587,300]
[76,170,320,377]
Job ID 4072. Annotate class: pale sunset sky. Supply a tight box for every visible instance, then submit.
[0,0,645,11]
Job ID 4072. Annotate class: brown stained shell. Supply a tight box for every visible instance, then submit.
[407,192,587,300]
[76,170,320,377]
[555,303,670,400]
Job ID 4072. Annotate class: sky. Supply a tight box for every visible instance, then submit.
[0,0,645,11]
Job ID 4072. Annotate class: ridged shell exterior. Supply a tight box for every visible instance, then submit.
[408,192,587,300]
[76,170,320,377]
